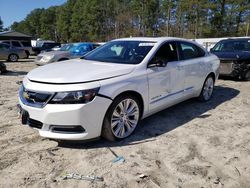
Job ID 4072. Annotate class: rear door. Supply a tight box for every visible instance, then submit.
[177,41,207,96]
[0,44,9,59]
[147,41,185,112]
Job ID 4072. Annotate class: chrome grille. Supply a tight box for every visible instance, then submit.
[19,85,53,108]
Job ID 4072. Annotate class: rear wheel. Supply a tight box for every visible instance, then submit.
[25,51,30,58]
[102,95,141,141]
[199,75,214,102]
[8,54,18,62]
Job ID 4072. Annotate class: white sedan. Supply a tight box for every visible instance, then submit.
[18,37,220,141]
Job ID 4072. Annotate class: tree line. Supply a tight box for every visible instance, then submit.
[8,0,250,42]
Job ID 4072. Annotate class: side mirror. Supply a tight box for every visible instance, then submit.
[148,58,167,68]
[210,47,214,52]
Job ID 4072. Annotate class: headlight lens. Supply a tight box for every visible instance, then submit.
[42,55,54,62]
[49,88,99,104]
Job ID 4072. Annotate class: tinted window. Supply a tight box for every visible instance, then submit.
[2,41,10,45]
[0,43,10,49]
[12,41,22,47]
[84,41,155,64]
[153,42,178,62]
[213,40,250,52]
[21,41,31,47]
[179,42,205,60]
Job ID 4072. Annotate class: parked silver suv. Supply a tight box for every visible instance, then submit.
[0,43,26,62]
[1,40,33,58]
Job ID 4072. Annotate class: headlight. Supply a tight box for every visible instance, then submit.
[42,55,54,62]
[49,88,100,104]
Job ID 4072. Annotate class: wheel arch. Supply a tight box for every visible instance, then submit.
[112,90,144,118]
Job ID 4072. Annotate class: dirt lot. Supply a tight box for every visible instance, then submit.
[0,58,250,188]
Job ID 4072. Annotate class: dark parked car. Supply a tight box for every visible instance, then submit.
[211,38,250,80]
[32,42,61,55]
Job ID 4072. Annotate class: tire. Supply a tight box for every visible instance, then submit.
[8,54,19,62]
[244,69,250,81]
[102,95,141,141]
[198,75,214,102]
[25,51,30,58]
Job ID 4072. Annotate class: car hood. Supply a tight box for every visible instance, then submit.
[39,50,70,57]
[27,59,135,84]
[212,51,250,61]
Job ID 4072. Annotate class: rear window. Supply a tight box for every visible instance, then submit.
[179,42,206,60]
[2,41,10,45]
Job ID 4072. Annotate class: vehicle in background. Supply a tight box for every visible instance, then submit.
[1,40,33,58]
[35,42,100,65]
[19,37,219,141]
[0,43,26,62]
[0,62,7,74]
[211,38,250,80]
[32,42,61,55]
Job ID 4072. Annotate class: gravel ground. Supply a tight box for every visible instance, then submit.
[0,58,250,188]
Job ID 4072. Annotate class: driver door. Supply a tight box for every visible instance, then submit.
[147,41,185,112]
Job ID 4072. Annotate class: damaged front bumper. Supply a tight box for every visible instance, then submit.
[219,59,250,79]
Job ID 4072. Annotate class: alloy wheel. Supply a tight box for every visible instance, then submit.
[111,98,139,138]
[9,54,18,62]
[203,77,214,101]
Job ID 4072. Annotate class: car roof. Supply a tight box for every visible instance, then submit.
[219,38,250,42]
[113,37,190,43]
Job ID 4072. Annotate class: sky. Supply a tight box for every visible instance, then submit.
[0,0,67,28]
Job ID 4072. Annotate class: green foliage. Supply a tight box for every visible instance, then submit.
[9,0,250,41]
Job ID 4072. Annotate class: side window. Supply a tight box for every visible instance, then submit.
[21,41,31,47]
[0,44,10,49]
[153,42,178,62]
[12,41,22,47]
[179,42,205,60]
[2,41,10,45]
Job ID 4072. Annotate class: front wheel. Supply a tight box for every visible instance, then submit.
[102,95,141,141]
[8,54,18,62]
[198,75,214,102]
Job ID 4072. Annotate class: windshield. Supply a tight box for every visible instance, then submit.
[60,43,91,53]
[83,41,155,64]
[213,40,250,52]
[60,44,73,51]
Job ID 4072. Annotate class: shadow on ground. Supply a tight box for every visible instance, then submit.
[57,85,240,149]
[0,70,28,76]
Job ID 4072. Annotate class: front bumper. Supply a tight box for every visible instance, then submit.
[219,60,250,79]
[19,96,112,140]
